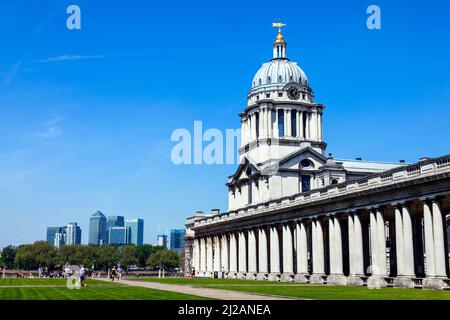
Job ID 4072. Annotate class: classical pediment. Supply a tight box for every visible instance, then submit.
[278,146,327,170]
[228,157,261,184]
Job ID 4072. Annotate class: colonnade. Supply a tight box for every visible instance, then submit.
[191,198,449,289]
[241,107,322,145]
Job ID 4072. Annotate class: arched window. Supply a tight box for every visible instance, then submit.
[267,76,271,83]
[331,179,339,185]
[278,75,283,82]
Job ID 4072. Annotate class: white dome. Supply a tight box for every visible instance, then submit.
[250,59,308,94]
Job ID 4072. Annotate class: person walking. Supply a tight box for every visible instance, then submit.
[117,266,123,280]
[111,266,117,281]
[79,265,86,287]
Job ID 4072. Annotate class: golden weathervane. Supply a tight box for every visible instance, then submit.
[272,21,286,42]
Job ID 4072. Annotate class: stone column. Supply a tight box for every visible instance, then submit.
[229,232,238,278]
[311,219,325,284]
[369,210,379,273]
[281,223,294,281]
[310,112,317,141]
[423,198,448,289]
[376,209,387,276]
[423,201,436,277]
[274,109,279,138]
[247,229,257,279]
[241,118,246,146]
[299,111,304,139]
[348,212,364,285]
[269,225,280,281]
[260,109,265,138]
[402,205,415,277]
[206,236,214,276]
[200,237,207,276]
[394,206,405,276]
[294,220,308,282]
[328,215,346,285]
[268,108,273,138]
[213,236,221,272]
[328,217,336,275]
[285,109,290,137]
[317,112,322,141]
[257,227,268,280]
[220,234,229,274]
[305,112,310,140]
[192,238,199,275]
[238,231,247,278]
[394,203,415,288]
[432,200,446,277]
[368,209,387,288]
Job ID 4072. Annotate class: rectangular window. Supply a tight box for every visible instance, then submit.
[278,109,284,136]
[271,110,276,135]
[301,175,310,192]
[291,110,297,137]
[255,112,259,138]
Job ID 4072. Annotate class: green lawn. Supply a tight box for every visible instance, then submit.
[134,277,450,300]
[0,278,207,300]
[0,278,108,286]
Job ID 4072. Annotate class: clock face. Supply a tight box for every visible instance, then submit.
[287,86,300,100]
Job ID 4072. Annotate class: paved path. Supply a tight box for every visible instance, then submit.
[98,278,295,300]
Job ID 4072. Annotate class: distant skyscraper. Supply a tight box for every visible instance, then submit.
[157,234,168,248]
[66,222,81,245]
[126,218,144,245]
[107,216,125,243]
[109,226,130,245]
[54,231,64,248]
[89,211,107,245]
[46,227,61,246]
[170,229,186,254]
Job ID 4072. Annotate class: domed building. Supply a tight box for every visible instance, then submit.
[227,26,400,211]
[185,24,450,290]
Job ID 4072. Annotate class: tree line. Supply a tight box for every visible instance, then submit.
[0,241,182,271]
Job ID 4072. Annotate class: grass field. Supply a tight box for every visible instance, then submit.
[134,277,450,300]
[0,278,207,300]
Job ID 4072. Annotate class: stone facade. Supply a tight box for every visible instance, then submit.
[185,27,450,289]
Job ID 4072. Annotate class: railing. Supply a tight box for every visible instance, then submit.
[195,154,450,228]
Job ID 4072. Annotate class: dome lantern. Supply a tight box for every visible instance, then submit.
[272,22,287,59]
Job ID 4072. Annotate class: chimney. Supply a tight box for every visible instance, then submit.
[211,209,220,216]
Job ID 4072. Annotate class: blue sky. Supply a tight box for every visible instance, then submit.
[0,0,449,247]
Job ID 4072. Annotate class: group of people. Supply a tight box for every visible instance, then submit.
[110,266,123,281]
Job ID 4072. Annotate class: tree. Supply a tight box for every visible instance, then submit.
[146,249,180,270]
[57,245,80,265]
[118,245,138,269]
[97,245,119,270]
[136,244,165,268]
[15,241,56,269]
[0,245,17,269]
